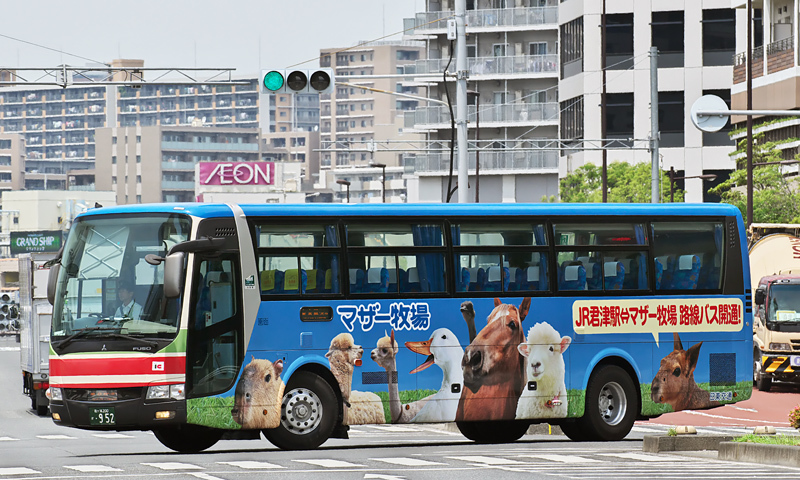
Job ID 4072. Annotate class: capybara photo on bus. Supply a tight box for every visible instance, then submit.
[231,356,285,429]
[650,332,720,411]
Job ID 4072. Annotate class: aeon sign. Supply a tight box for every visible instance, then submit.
[199,162,275,186]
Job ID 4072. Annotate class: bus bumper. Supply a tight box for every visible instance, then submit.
[50,398,186,430]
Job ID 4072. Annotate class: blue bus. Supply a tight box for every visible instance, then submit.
[46,203,752,452]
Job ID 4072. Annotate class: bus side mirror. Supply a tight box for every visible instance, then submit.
[164,252,185,299]
[754,288,766,306]
[47,264,60,306]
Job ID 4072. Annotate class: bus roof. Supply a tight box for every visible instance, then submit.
[76,202,743,220]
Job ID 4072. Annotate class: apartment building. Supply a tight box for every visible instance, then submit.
[558,1,736,202]
[271,93,321,133]
[0,61,272,191]
[731,1,800,162]
[404,0,561,203]
[95,125,262,204]
[319,41,426,203]
[262,130,321,190]
[0,134,25,192]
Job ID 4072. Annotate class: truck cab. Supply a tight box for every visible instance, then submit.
[753,274,800,391]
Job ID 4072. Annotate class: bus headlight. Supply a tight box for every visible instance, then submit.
[47,387,63,401]
[146,384,185,400]
[769,343,792,351]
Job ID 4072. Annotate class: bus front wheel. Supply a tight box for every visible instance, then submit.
[263,370,337,450]
[456,420,529,443]
[153,424,222,453]
[580,365,638,441]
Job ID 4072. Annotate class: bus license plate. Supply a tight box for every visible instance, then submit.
[89,407,116,426]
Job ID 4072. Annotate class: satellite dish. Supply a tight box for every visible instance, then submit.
[690,95,729,133]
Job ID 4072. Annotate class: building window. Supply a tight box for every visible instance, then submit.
[560,17,584,79]
[136,195,141,203]
[493,44,507,57]
[658,91,684,148]
[702,9,735,66]
[652,11,684,68]
[112,156,116,164]
[136,135,141,143]
[136,175,141,183]
[605,13,634,70]
[529,42,547,55]
[560,96,584,140]
[605,93,634,139]
[136,155,141,163]
[112,137,117,145]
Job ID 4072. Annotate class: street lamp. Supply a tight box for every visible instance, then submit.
[668,167,717,203]
[370,162,386,203]
[467,89,480,203]
[336,179,351,203]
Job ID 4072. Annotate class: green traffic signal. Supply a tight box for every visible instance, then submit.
[263,71,284,92]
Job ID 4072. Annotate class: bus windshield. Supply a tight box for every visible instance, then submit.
[51,214,191,344]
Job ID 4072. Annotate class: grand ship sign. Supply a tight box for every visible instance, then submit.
[199,162,275,186]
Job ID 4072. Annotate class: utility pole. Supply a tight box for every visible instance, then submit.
[456,0,469,203]
[601,0,608,203]
[650,46,660,203]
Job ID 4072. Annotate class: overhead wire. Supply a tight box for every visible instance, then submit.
[0,32,109,66]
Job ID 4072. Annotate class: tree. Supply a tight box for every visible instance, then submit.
[709,132,800,223]
[560,161,681,203]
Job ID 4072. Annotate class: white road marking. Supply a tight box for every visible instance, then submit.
[217,461,284,469]
[92,433,135,439]
[0,467,40,475]
[0,347,20,352]
[520,454,602,463]
[598,452,686,462]
[142,462,203,470]
[363,425,419,432]
[65,465,124,472]
[447,456,525,465]
[36,434,77,440]
[294,459,365,468]
[631,425,667,433]
[371,457,447,466]
[189,473,224,480]
[0,437,19,441]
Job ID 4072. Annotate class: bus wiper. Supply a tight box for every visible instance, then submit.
[98,332,159,350]
[53,327,103,348]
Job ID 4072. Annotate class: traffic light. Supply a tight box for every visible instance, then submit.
[261,69,334,94]
[0,291,18,333]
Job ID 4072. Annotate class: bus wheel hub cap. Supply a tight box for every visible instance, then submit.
[281,388,322,434]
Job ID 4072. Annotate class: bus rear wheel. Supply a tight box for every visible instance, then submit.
[153,424,223,453]
[263,370,337,450]
[576,365,638,441]
[456,420,529,443]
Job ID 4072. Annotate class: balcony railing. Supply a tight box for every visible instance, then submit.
[408,150,559,173]
[161,160,195,171]
[409,103,558,128]
[161,180,195,190]
[415,54,558,77]
[161,141,259,152]
[412,6,557,32]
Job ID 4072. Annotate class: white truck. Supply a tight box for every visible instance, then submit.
[19,253,53,415]
[750,224,800,391]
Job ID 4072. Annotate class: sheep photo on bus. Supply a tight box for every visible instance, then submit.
[45,203,752,452]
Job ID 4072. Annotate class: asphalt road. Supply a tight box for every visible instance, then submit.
[3,335,800,480]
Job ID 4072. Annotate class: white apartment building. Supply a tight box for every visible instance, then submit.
[405,0,561,203]
[558,0,737,202]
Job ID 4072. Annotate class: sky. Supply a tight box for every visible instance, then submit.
[0,0,422,79]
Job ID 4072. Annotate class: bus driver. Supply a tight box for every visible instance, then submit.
[115,281,143,320]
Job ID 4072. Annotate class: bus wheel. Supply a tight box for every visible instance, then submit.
[456,420,529,443]
[582,365,638,441]
[153,424,223,453]
[263,371,337,450]
[559,420,588,441]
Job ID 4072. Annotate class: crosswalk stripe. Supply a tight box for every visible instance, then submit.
[520,454,602,463]
[0,468,40,475]
[372,457,447,466]
[447,455,525,465]
[598,452,685,462]
[92,433,135,439]
[37,434,77,440]
[142,462,203,470]
[65,465,124,472]
[294,459,365,468]
[217,461,284,469]
[363,425,419,432]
